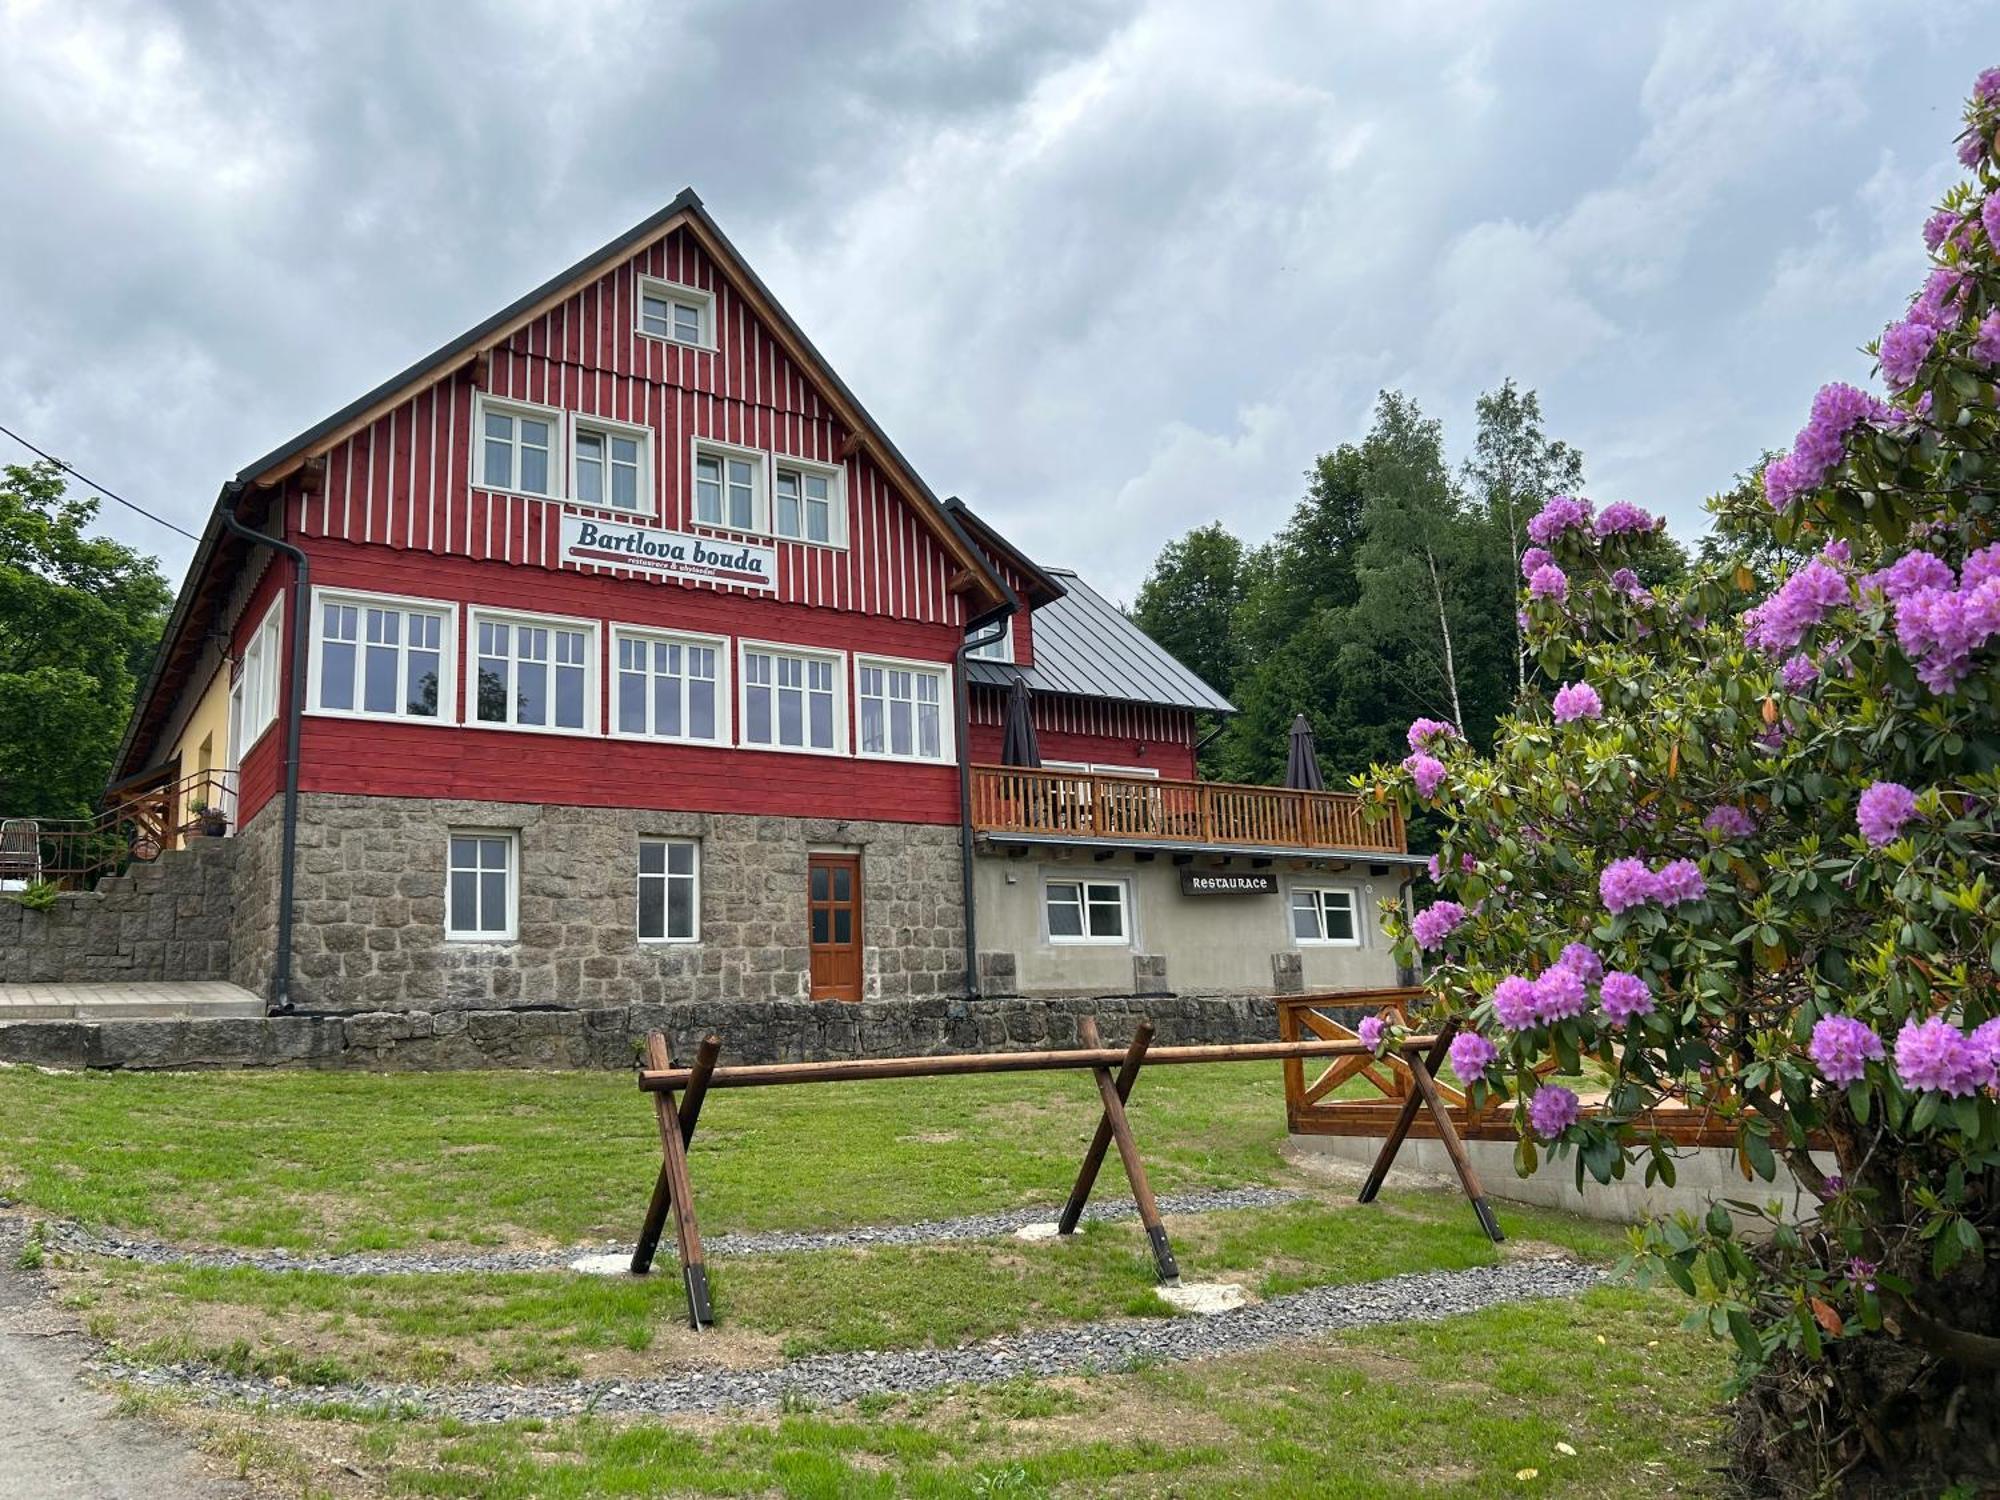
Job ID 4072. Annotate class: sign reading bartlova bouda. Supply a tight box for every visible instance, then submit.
[560,515,777,591]
[1179,871,1278,896]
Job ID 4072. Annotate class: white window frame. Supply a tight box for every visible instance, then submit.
[305,587,458,727]
[446,829,518,942]
[854,654,952,764]
[472,393,564,500]
[637,836,701,944]
[1290,885,1363,948]
[689,438,768,535]
[234,592,285,750]
[737,639,848,757]
[609,625,731,745]
[569,413,654,516]
[966,622,1013,662]
[635,276,717,351]
[1043,759,1160,778]
[466,606,600,737]
[1044,876,1131,946]
[771,455,849,549]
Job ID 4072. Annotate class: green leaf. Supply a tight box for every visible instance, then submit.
[1742,1128,1777,1182]
[1706,1201,1735,1239]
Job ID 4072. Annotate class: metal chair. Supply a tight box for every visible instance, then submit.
[0,818,42,889]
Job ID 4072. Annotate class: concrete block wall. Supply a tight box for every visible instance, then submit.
[0,838,237,984]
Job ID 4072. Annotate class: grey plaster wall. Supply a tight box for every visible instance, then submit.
[974,851,1405,997]
[0,838,236,984]
[254,793,963,1013]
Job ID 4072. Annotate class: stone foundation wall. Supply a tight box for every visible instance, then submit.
[0,838,237,984]
[262,793,964,1014]
[0,992,1280,1071]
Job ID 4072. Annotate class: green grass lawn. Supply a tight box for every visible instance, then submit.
[0,1060,1731,1496]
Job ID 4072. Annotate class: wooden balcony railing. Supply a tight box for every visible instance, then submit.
[969,765,1406,855]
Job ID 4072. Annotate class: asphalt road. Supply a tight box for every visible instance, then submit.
[0,1219,249,1500]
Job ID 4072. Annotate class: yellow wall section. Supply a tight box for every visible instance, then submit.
[168,662,233,844]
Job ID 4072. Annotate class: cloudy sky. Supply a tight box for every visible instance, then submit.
[0,0,1989,602]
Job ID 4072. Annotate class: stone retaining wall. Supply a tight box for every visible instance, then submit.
[0,993,1279,1072]
[0,838,237,984]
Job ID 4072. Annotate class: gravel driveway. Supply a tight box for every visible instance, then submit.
[0,1221,248,1500]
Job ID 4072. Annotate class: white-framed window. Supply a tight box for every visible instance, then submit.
[1045,878,1129,945]
[772,458,846,547]
[636,276,715,350]
[308,588,454,724]
[571,416,651,514]
[637,837,700,943]
[473,394,562,498]
[691,440,764,532]
[612,627,726,743]
[1044,760,1160,779]
[966,623,1013,661]
[740,641,844,754]
[856,656,950,762]
[469,609,597,733]
[234,594,284,747]
[1291,886,1361,946]
[446,831,516,940]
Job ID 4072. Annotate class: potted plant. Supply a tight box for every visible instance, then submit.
[188,800,230,838]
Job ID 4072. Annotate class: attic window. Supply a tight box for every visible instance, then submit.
[638,277,714,349]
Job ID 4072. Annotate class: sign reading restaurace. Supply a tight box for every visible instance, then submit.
[560,514,777,591]
[1180,871,1278,896]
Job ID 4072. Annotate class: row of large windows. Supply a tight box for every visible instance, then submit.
[300,586,954,763]
[473,390,850,548]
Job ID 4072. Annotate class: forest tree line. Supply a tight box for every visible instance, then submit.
[1130,381,1690,786]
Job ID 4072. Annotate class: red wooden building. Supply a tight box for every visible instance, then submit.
[110,192,1411,1014]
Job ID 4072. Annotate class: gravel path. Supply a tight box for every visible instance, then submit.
[105,1259,1604,1422]
[39,1186,1306,1275]
[0,1221,249,1500]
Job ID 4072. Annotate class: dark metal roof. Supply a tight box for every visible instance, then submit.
[967,567,1235,714]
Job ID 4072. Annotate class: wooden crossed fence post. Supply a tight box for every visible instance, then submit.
[630,1030,719,1328]
[1356,1017,1504,1243]
[1056,1017,1179,1282]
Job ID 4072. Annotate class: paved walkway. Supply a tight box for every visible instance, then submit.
[0,1223,247,1500]
[0,980,263,1021]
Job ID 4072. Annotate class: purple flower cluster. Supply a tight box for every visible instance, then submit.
[1426,851,1476,882]
[1449,1030,1498,1083]
[1526,495,1593,546]
[1979,67,2000,105]
[1609,567,1647,600]
[1532,965,1589,1024]
[1976,310,2000,367]
[1599,856,1708,914]
[1527,1085,1580,1140]
[1599,971,1654,1023]
[1809,1015,1884,1086]
[1743,557,1852,654]
[1527,564,1568,601]
[1357,1015,1387,1050]
[1779,653,1820,693]
[1984,192,2000,246]
[1895,1016,1995,1097]
[1924,207,1959,250]
[1520,546,1553,580]
[1403,751,1446,800]
[1551,681,1602,724]
[1592,502,1656,538]
[1410,900,1466,951]
[1856,781,1919,847]
[1702,805,1757,840]
[1491,975,1539,1031]
[1762,383,1890,511]
[1880,313,1940,390]
[1867,546,2000,692]
[1557,943,1603,986]
[1406,718,1459,752]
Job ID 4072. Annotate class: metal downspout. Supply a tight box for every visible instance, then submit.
[217,481,308,1014]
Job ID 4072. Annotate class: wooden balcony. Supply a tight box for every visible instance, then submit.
[969,765,1407,856]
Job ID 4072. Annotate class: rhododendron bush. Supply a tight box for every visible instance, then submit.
[1370,75,2000,1495]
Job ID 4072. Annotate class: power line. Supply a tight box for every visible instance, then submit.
[0,421,203,543]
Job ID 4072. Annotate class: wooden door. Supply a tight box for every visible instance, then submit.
[808,854,863,1001]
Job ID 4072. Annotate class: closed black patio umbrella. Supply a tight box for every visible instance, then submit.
[1000,675,1042,767]
[1285,713,1325,790]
